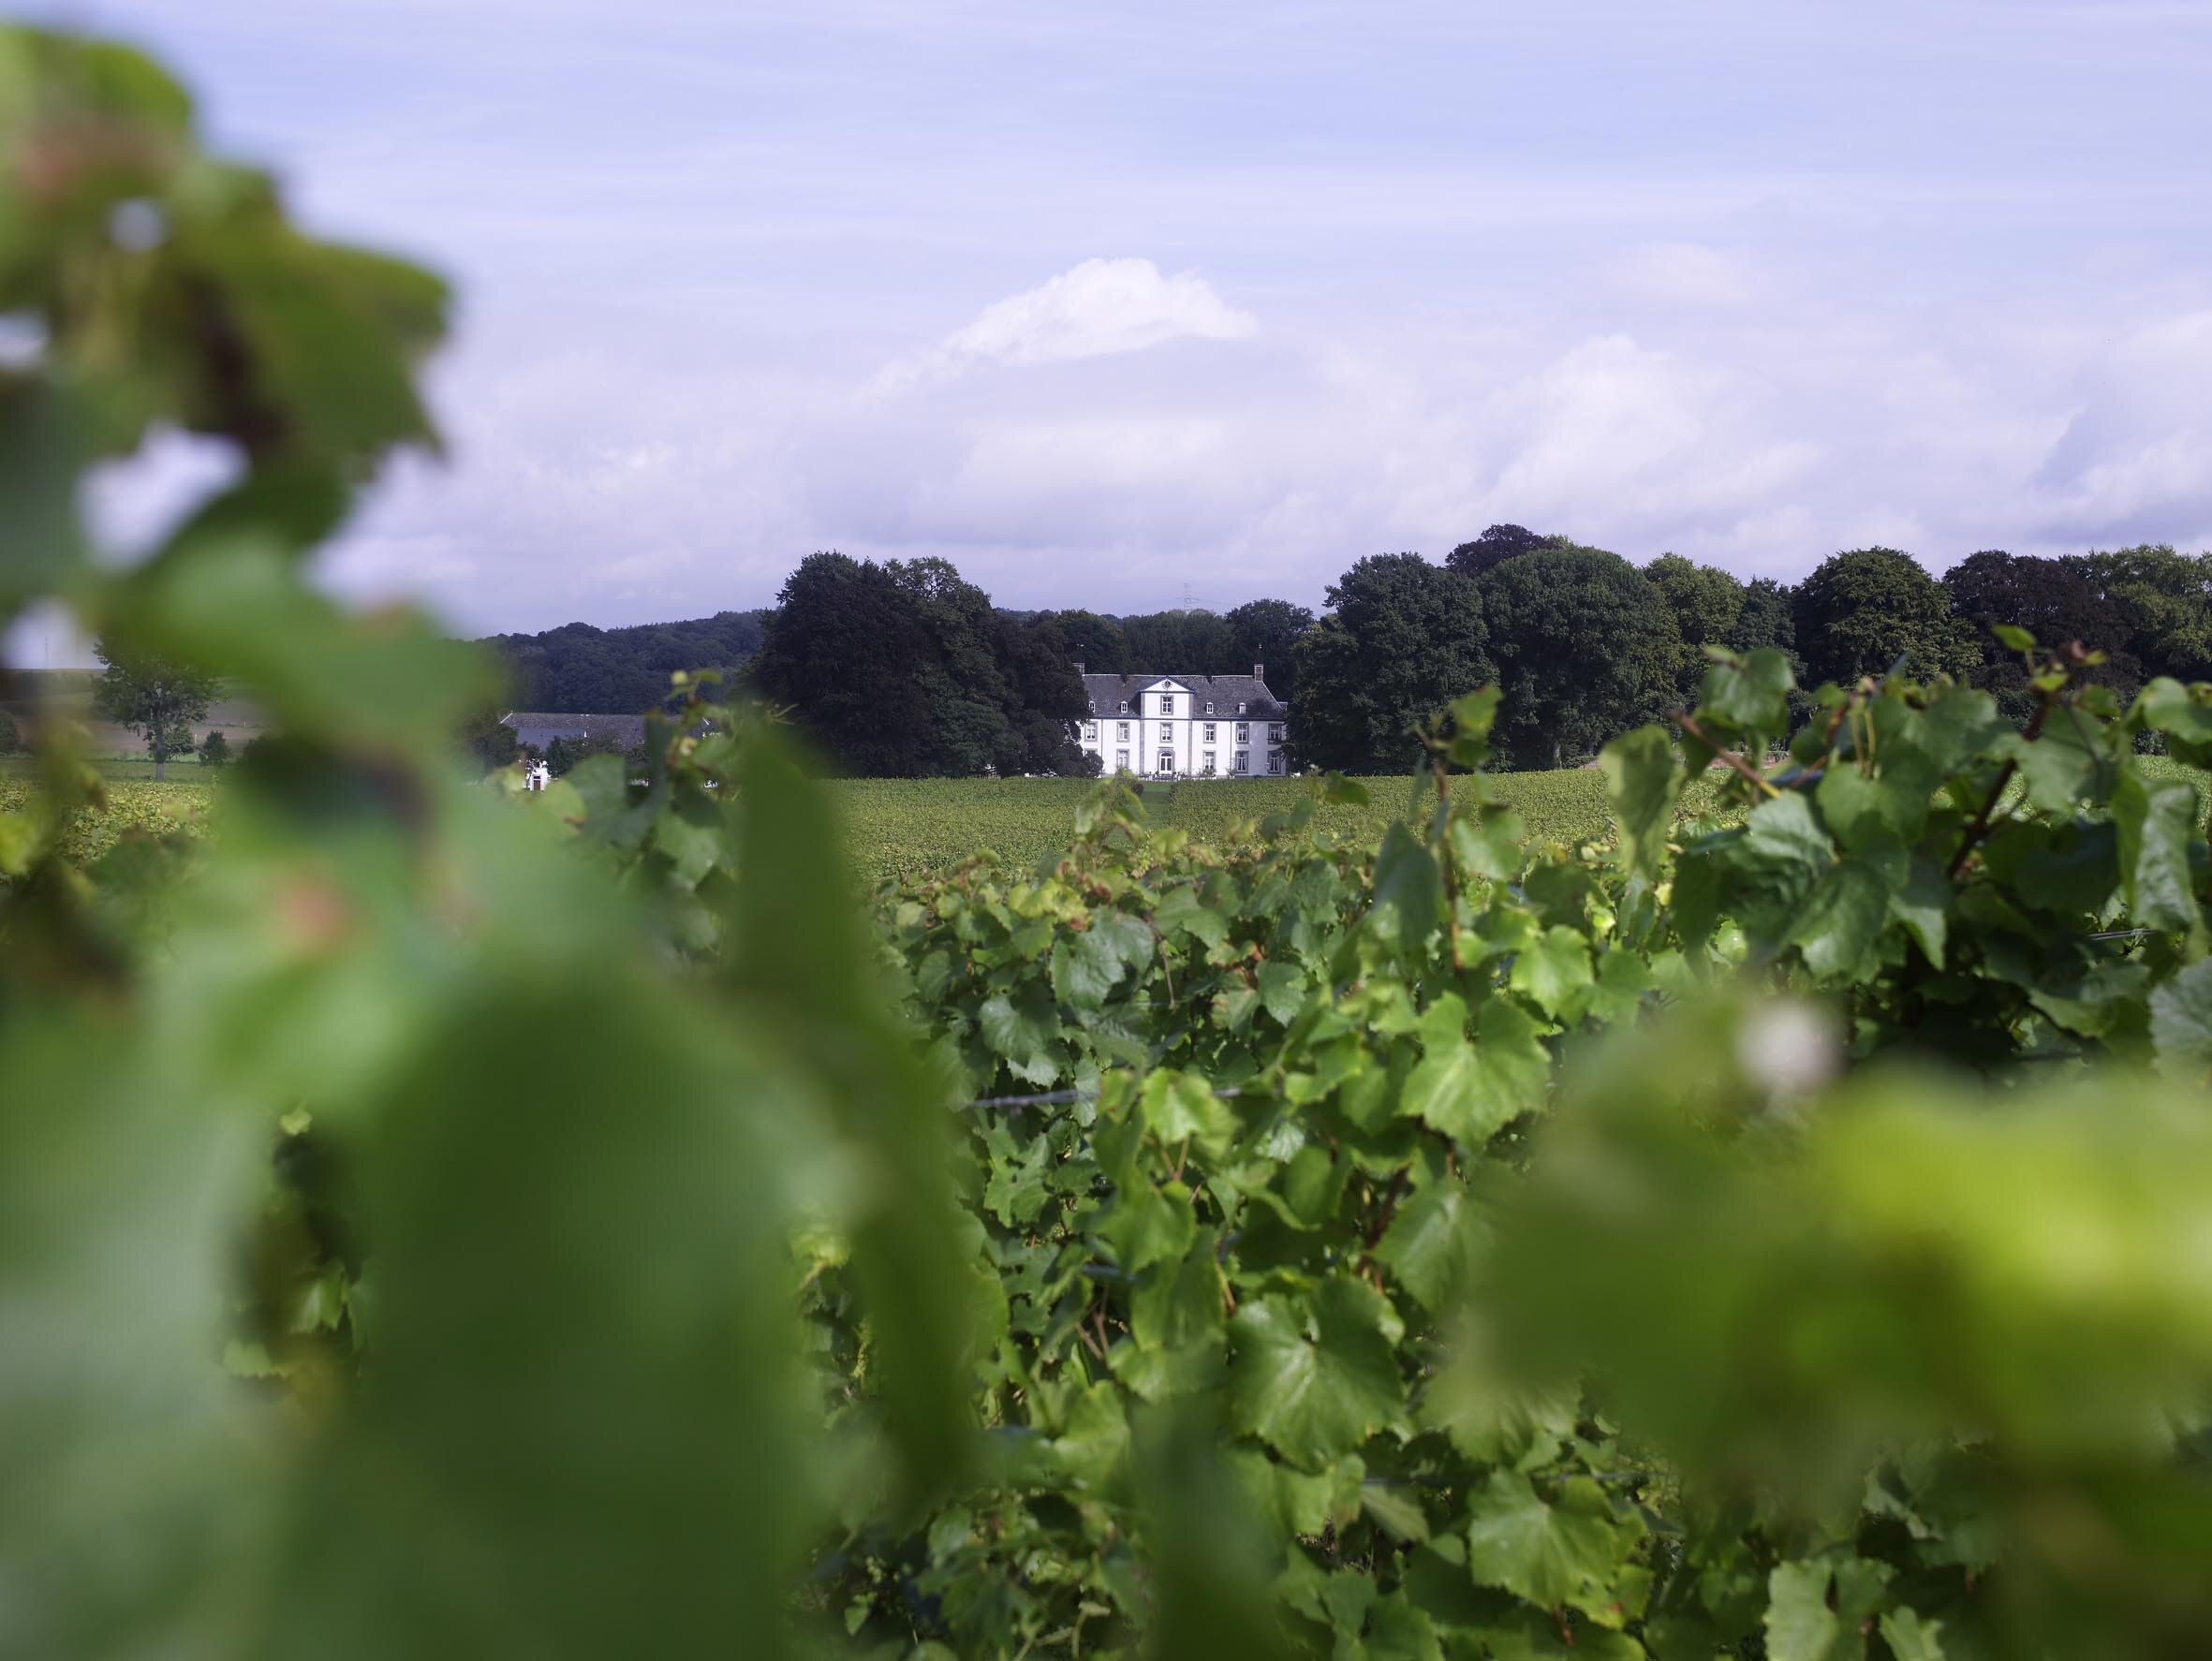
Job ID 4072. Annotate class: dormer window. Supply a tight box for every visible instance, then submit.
[1086,698,1095,713]
[1237,700,1246,714]
[1204,700,1214,714]
[1119,700,1128,714]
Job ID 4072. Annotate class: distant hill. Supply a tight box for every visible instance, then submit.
[476,610,770,714]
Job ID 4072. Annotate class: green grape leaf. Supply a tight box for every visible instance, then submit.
[1879,1608,1946,1661]
[1449,802,1526,881]
[1369,822,1445,953]
[1372,1181,1472,1312]
[2133,677,2212,767]
[1463,1471,1640,1619]
[1095,1177,1197,1273]
[2149,959,2212,1078]
[1401,994,1548,1146]
[1228,1279,1406,1469]
[1700,648,1794,734]
[2113,766,2202,934]
[1510,926,1594,1017]
[1599,725,1684,878]
[1053,1381,1130,1489]
[1762,1562,1850,1661]
[1789,854,1896,980]
[1257,959,1306,1026]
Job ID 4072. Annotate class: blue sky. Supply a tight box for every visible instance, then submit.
[34,0,2212,637]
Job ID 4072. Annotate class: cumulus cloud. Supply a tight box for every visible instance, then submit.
[873,258,1258,392]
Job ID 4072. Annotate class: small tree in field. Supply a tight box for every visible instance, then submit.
[198,728,231,769]
[0,711,20,755]
[92,639,218,780]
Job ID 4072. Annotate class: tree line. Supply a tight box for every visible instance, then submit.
[477,610,771,714]
[1293,529,2212,772]
[469,533,2212,780]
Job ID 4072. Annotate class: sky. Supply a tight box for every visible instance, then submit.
[22,0,2212,645]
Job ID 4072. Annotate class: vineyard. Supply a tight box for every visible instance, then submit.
[13,25,2212,1661]
[830,768,1740,882]
[0,772,210,865]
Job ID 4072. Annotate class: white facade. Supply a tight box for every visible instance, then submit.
[1071,669,1290,779]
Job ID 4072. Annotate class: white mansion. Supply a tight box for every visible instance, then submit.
[1072,664,1290,778]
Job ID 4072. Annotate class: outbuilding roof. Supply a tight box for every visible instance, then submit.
[500,712,648,751]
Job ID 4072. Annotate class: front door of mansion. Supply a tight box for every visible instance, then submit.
[1157,750,1174,776]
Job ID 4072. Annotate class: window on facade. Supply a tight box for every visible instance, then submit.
[1115,749,1128,771]
[1202,751,1216,775]
[1082,721,1099,741]
[1116,721,1130,741]
[1268,753,1286,774]
[1160,695,1174,714]
[1202,722,1217,742]
[1235,722,1248,742]
[1233,749,1248,772]
[1270,723,1286,742]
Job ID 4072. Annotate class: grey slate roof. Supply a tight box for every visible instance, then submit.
[1077,672,1286,719]
[500,712,648,751]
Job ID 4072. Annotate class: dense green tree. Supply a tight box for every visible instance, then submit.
[1443,522,1558,578]
[0,711,19,755]
[2079,543,2212,684]
[1644,553,1746,703]
[751,552,942,776]
[91,639,218,779]
[1729,577,1798,664]
[1479,543,1680,770]
[458,706,521,772]
[1792,548,1976,690]
[196,728,231,769]
[1943,550,2143,721]
[1223,598,1314,703]
[751,552,1092,776]
[991,612,1099,775]
[480,610,768,713]
[1121,609,1237,677]
[1292,554,1492,772]
[1045,610,1129,675]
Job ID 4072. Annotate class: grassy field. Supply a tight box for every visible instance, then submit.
[826,769,1740,884]
[0,754,235,782]
[827,757,2212,885]
[10,755,2206,885]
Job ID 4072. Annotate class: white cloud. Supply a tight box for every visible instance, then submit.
[874,258,1258,392]
[1612,242,1757,308]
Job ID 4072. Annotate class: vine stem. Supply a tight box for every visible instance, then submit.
[1674,713,1781,798]
[1947,695,2053,878]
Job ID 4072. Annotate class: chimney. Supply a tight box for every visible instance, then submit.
[1253,661,1264,680]
[1073,660,1085,676]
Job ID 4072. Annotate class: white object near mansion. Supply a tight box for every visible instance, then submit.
[1071,663,1290,778]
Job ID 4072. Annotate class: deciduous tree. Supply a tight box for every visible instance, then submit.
[1644,553,1746,703]
[91,638,217,779]
[1943,549,2143,720]
[1480,543,1680,770]
[1223,598,1314,703]
[1292,553,1491,772]
[1792,547,1976,690]
[2079,543,2212,685]
[1443,522,1557,578]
